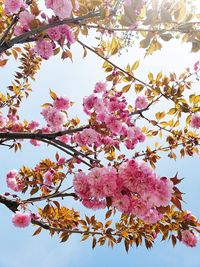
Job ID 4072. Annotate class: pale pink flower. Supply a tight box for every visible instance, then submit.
[182,230,198,247]
[43,169,55,186]
[190,114,200,129]
[45,0,53,9]
[14,11,35,35]
[73,171,90,199]
[74,129,101,146]
[6,170,23,192]
[27,120,39,130]
[124,0,132,6]
[94,82,107,93]
[4,0,24,14]
[82,199,106,210]
[30,139,41,147]
[46,0,73,19]
[7,169,18,179]
[47,27,61,41]
[53,96,70,110]
[87,167,103,186]
[96,112,107,122]
[73,0,79,11]
[135,95,148,110]
[83,94,97,112]
[41,107,66,128]
[59,25,75,44]
[14,25,24,36]
[142,208,163,224]
[93,99,105,113]
[194,60,200,71]
[35,41,53,60]
[105,115,122,134]
[56,135,69,143]
[19,10,35,25]
[112,194,131,213]
[0,113,8,128]
[12,212,31,228]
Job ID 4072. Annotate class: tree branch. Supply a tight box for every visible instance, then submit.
[0,195,19,212]
[31,219,104,235]
[23,191,77,204]
[0,11,102,53]
[77,39,154,90]
[82,23,200,34]
[0,125,89,139]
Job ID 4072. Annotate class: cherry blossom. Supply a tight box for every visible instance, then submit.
[4,0,25,14]
[190,114,200,129]
[135,95,148,110]
[181,230,198,247]
[12,212,31,228]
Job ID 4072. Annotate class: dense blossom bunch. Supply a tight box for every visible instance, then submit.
[181,230,198,247]
[3,0,76,61]
[135,95,148,110]
[41,96,70,130]
[35,25,75,59]
[73,159,174,224]
[81,82,145,150]
[1,0,200,250]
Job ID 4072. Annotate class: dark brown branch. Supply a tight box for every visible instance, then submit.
[0,125,89,139]
[0,11,102,53]
[0,195,19,212]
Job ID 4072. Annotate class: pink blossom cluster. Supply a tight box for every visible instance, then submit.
[43,168,55,187]
[35,40,53,60]
[45,0,79,19]
[82,82,145,150]
[35,25,75,60]
[14,11,35,36]
[41,96,70,131]
[4,0,76,61]
[73,128,102,147]
[0,96,71,147]
[6,170,24,192]
[73,159,174,223]
[135,95,148,110]
[47,25,75,44]
[12,212,31,228]
[190,114,200,129]
[4,0,26,14]
[181,230,198,247]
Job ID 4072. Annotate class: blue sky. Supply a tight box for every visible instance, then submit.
[0,23,200,267]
